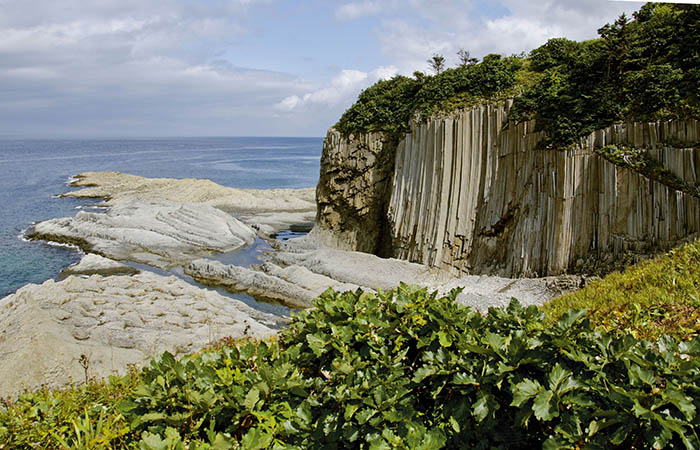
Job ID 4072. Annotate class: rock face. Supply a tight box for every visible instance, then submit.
[314,130,397,255]
[0,268,277,398]
[316,101,700,277]
[27,200,257,268]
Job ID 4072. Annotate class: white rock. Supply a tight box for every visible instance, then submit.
[65,171,317,236]
[28,200,257,267]
[61,253,139,277]
[0,272,279,398]
[186,235,567,312]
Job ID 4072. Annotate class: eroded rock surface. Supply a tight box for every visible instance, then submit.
[27,200,257,268]
[185,235,569,312]
[0,269,278,398]
[60,253,139,277]
[65,171,316,236]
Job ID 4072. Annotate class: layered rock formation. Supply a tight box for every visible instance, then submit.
[185,234,577,312]
[0,261,277,398]
[65,171,317,236]
[316,101,700,277]
[27,201,257,268]
[26,172,317,268]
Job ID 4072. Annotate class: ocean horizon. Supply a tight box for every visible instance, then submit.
[0,136,323,298]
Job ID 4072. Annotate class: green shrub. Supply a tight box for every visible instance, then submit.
[334,56,523,140]
[336,4,700,148]
[118,286,700,448]
[510,3,700,147]
[0,371,138,449]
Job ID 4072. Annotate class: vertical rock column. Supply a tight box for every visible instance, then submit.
[387,104,700,277]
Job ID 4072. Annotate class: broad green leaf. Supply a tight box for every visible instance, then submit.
[472,391,495,423]
[548,364,570,391]
[556,309,588,331]
[533,389,559,421]
[413,367,435,383]
[628,364,655,386]
[345,403,360,420]
[296,403,312,426]
[511,378,542,407]
[438,330,453,347]
[416,429,448,450]
[484,332,507,355]
[663,388,696,421]
[306,334,327,357]
[244,388,260,411]
[356,408,377,424]
[449,415,461,433]
[241,427,274,450]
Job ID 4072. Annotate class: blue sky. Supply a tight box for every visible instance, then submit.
[0,0,645,138]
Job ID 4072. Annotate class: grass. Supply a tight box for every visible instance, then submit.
[541,238,700,341]
[0,369,140,449]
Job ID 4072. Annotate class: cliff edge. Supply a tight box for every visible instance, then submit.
[315,101,699,277]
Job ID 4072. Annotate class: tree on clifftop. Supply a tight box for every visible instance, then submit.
[428,53,446,74]
[457,48,479,66]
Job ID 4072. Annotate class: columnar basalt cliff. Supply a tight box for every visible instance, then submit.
[315,101,700,277]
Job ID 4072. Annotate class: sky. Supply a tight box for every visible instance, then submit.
[0,0,647,138]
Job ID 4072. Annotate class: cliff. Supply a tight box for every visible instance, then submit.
[315,101,700,277]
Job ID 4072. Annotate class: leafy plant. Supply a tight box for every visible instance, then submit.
[0,371,137,449]
[334,55,523,141]
[5,278,700,448]
[336,4,700,148]
[115,285,700,447]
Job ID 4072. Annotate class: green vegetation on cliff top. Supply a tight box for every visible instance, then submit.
[336,3,700,148]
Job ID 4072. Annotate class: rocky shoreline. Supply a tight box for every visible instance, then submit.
[1,171,579,398]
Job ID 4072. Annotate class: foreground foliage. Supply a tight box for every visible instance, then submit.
[543,239,700,342]
[4,283,700,449]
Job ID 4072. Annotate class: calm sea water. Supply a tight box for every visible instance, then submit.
[0,137,322,299]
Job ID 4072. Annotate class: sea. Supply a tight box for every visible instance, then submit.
[0,137,323,313]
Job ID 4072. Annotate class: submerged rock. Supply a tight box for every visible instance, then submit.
[0,271,279,398]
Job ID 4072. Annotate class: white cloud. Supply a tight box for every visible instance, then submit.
[376,0,644,74]
[274,66,397,112]
[0,0,650,138]
[335,1,384,21]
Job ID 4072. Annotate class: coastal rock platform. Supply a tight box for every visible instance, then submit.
[64,171,317,236]
[0,264,277,398]
[27,200,257,268]
[186,232,576,312]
